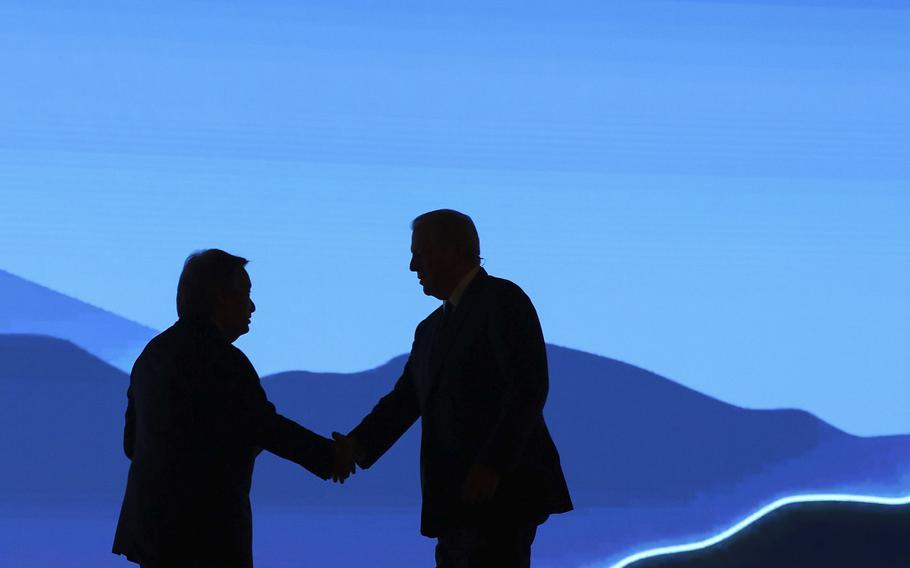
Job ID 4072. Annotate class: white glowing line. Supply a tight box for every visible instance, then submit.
[606,493,910,568]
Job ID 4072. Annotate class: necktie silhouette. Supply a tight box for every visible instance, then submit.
[429,302,455,372]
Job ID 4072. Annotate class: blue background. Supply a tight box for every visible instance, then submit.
[2,0,907,435]
[1,4,910,566]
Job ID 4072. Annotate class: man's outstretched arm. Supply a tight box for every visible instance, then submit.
[260,407,335,480]
[346,357,420,469]
[231,349,336,480]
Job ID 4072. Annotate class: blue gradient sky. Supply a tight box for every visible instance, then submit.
[1,1,908,436]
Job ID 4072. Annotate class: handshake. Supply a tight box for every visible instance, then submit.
[328,431,361,484]
[325,430,503,505]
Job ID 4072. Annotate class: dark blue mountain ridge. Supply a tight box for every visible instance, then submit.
[0,334,130,506]
[258,345,910,510]
[2,333,908,516]
[0,268,156,370]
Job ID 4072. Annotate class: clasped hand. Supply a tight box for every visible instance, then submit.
[327,433,500,504]
[330,431,358,483]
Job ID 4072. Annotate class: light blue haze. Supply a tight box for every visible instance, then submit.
[0,1,908,435]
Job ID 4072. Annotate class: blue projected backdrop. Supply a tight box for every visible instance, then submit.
[0,2,908,567]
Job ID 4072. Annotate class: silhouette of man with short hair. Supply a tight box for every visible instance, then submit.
[333,210,572,567]
[113,249,342,568]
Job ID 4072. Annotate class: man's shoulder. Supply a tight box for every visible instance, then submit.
[416,304,446,330]
[479,272,533,305]
[135,323,181,362]
[135,320,236,367]
[131,324,181,379]
[483,272,522,292]
[133,321,255,381]
[141,320,211,352]
[412,272,533,327]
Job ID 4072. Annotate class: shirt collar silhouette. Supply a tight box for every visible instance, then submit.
[447,265,481,310]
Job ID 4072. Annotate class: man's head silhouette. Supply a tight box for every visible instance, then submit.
[409,209,481,301]
[176,248,256,342]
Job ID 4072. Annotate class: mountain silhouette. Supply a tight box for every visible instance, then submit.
[627,498,910,567]
[0,269,156,370]
[254,345,910,511]
[0,334,130,506]
[2,333,909,561]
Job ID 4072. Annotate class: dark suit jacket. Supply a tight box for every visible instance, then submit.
[112,318,332,567]
[350,269,573,537]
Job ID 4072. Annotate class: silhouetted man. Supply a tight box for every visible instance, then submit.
[113,249,342,568]
[334,210,572,567]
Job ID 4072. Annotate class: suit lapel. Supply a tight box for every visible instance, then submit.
[414,307,444,409]
[420,269,487,406]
